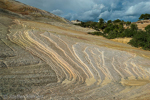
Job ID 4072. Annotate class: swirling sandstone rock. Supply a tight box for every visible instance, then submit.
[0,0,150,100]
[2,19,149,100]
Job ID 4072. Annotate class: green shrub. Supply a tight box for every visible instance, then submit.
[88,31,104,36]
[128,30,150,50]
[130,24,138,31]
[106,29,118,39]
[113,19,121,23]
[139,13,150,20]
[98,18,105,30]
[121,28,136,37]
[74,17,150,50]
[145,25,150,33]
[107,20,112,24]
[126,21,131,26]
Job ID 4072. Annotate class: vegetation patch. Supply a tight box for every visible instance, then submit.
[75,14,150,50]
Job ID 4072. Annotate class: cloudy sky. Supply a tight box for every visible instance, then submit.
[16,0,150,22]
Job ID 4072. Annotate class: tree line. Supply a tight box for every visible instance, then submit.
[74,13,150,50]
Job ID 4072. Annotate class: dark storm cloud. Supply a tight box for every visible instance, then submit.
[17,0,150,22]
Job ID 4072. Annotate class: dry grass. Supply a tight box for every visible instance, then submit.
[111,38,132,44]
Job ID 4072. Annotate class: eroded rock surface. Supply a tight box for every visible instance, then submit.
[0,17,57,100]
[0,0,150,100]
[0,17,149,100]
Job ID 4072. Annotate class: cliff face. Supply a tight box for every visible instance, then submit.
[0,0,150,100]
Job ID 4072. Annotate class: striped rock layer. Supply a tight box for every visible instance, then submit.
[0,18,149,100]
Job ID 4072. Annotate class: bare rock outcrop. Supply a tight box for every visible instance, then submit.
[0,0,150,100]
